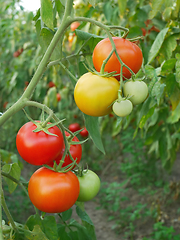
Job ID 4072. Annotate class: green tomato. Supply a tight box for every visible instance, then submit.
[77,170,101,202]
[123,80,148,105]
[112,99,133,117]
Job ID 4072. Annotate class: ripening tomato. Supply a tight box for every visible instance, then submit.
[16,121,64,165]
[68,123,81,132]
[28,167,80,213]
[80,127,88,137]
[123,80,148,105]
[74,72,120,116]
[70,22,80,31]
[92,37,143,80]
[56,93,61,102]
[77,170,101,202]
[48,131,82,169]
[48,81,56,88]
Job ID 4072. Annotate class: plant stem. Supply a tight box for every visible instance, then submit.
[1,191,17,232]
[0,0,74,128]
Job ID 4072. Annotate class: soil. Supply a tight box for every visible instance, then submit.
[3,153,180,240]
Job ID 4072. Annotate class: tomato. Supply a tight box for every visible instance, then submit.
[92,37,143,80]
[16,121,64,165]
[68,34,74,43]
[123,80,148,105]
[113,99,133,117]
[77,170,101,202]
[28,167,80,213]
[48,131,82,169]
[74,72,120,117]
[68,123,81,132]
[80,127,88,137]
[56,93,61,102]
[70,21,80,31]
[48,81,56,88]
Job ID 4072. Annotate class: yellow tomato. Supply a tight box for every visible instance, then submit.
[74,72,120,117]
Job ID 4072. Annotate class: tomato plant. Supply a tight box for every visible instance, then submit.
[68,123,81,132]
[123,80,148,105]
[92,37,143,80]
[80,127,89,137]
[74,72,120,116]
[77,170,101,202]
[16,121,64,165]
[113,99,133,117]
[28,167,80,213]
[48,131,82,169]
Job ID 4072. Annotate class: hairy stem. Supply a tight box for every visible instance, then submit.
[0,156,4,240]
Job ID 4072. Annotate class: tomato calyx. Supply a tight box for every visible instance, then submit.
[83,62,118,79]
[23,108,64,137]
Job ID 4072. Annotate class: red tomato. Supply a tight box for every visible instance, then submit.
[70,22,80,31]
[48,131,82,169]
[92,37,143,80]
[68,123,81,132]
[28,167,80,213]
[80,127,89,137]
[48,81,56,88]
[56,93,61,102]
[16,121,64,165]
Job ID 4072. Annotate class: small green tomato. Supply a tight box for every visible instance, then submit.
[112,99,133,117]
[123,80,148,105]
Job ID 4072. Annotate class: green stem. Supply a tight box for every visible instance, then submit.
[1,191,17,232]
[0,0,74,128]
[0,155,4,240]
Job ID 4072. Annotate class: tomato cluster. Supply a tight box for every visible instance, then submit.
[16,120,100,213]
[74,37,148,118]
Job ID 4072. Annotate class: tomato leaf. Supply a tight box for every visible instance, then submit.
[41,0,54,30]
[76,206,93,226]
[147,28,169,64]
[149,0,164,19]
[61,208,73,222]
[83,114,105,154]
[24,225,48,240]
[176,53,180,84]
[167,101,180,123]
[69,222,92,240]
[2,163,21,193]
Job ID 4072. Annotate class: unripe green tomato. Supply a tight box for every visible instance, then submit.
[77,170,101,202]
[123,80,148,105]
[112,99,133,117]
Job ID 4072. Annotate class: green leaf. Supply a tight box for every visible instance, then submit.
[165,73,177,97]
[139,106,155,129]
[83,114,105,154]
[159,135,168,167]
[117,0,127,17]
[176,53,180,84]
[88,0,96,8]
[24,225,48,240]
[69,222,92,240]
[160,34,178,60]
[167,101,180,123]
[76,206,93,226]
[161,59,176,75]
[61,208,73,222]
[103,2,113,22]
[149,0,164,19]
[151,81,166,105]
[147,28,169,64]
[2,163,21,193]
[26,214,58,240]
[41,0,54,30]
